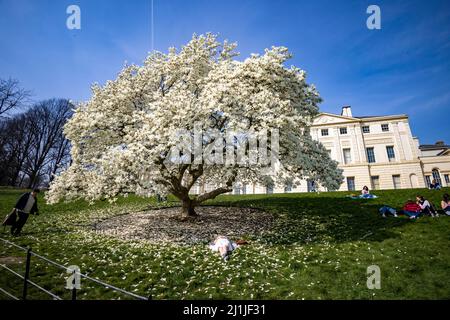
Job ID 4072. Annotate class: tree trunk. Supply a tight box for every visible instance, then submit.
[181,198,197,220]
[27,177,33,189]
[27,172,36,189]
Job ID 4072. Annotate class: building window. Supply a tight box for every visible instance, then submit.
[284,183,292,192]
[234,185,241,195]
[386,146,396,162]
[362,126,370,133]
[321,129,329,136]
[444,174,450,186]
[381,124,389,132]
[266,183,274,194]
[307,179,316,192]
[366,147,376,163]
[432,169,442,186]
[371,176,380,190]
[343,148,352,164]
[339,127,347,135]
[425,175,431,188]
[347,177,355,191]
[242,184,247,195]
[392,175,401,189]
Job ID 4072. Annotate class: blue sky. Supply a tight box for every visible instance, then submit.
[0,0,449,144]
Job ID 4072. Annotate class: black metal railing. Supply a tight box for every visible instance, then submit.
[0,237,149,300]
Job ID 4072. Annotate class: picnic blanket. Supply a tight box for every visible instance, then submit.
[347,194,378,199]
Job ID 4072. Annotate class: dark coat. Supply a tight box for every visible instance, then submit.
[15,192,39,215]
[2,208,17,226]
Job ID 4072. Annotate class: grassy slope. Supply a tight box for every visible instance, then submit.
[0,187,449,300]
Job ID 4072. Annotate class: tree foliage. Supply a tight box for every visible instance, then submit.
[46,34,343,217]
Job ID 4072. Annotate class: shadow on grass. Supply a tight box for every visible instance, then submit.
[207,196,410,245]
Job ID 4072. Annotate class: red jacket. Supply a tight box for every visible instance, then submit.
[403,202,421,212]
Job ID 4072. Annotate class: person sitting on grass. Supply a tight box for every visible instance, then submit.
[361,186,370,196]
[416,195,438,217]
[429,179,442,190]
[362,185,369,195]
[358,186,377,199]
[209,235,238,261]
[441,194,450,216]
[401,200,422,220]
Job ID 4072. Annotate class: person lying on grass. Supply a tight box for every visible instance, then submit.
[379,206,398,218]
[416,195,438,217]
[209,236,238,261]
[401,200,421,220]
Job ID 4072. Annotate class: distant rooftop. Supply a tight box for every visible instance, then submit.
[419,141,449,150]
[338,106,407,119]
[354,115,408,119]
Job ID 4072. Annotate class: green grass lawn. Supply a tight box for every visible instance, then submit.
[0,187,449,300]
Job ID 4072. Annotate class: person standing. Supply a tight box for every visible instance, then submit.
[10,189,40,236]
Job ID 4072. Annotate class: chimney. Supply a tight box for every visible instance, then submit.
[341,105,352,117]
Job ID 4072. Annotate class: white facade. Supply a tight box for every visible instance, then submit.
[192,106,450,194]
[309,107,450,192]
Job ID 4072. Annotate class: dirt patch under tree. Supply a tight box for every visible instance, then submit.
[93,206,274,245]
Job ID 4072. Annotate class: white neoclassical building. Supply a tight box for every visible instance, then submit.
[309,106,450,192]
[192,106,450,194]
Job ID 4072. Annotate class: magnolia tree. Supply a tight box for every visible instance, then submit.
[46,34,343,218]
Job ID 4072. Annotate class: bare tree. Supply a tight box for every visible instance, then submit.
[46,129,71,183]
[22,99,73,188]
[0,78,31,117]
[0,114,35,186]
[0,98,73,188]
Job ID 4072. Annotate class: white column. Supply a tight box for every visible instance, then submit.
[333,127,343,164]
[352,124,366,163]
[392,122,406,161]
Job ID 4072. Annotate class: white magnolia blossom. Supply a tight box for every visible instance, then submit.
[46,33,343,217]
